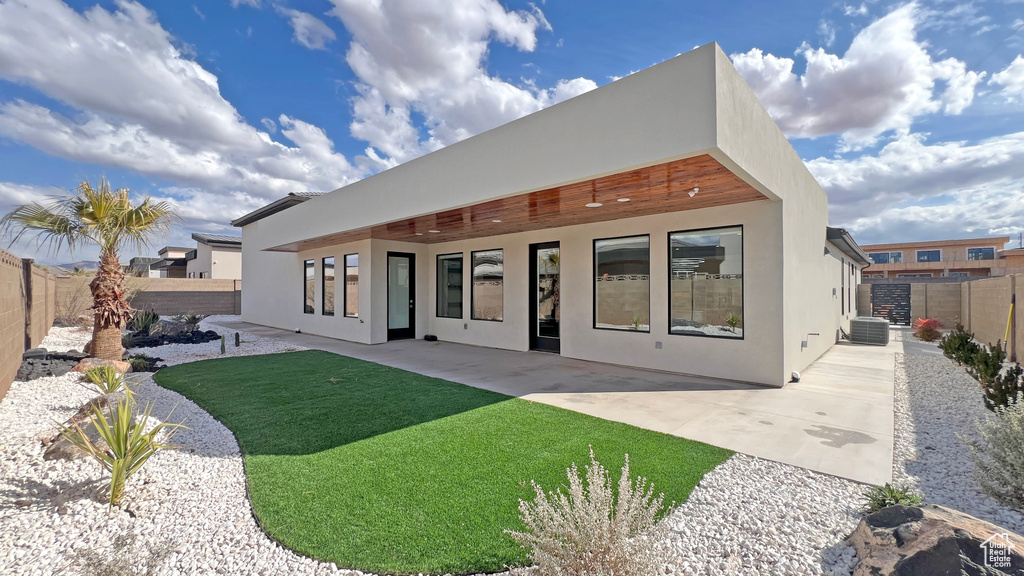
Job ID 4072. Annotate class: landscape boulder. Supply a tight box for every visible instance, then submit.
[147,319,192,338]
[41,392,126,460]
[72,358,133,374]
[848,504,1024,576]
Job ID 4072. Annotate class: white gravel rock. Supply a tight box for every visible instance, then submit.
[891,329,1024,533]
[12,319,1017,576]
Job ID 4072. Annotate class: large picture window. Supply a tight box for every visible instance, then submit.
[916,249,941,263]
[437,253,463,319]
[594,235,650,331]
[303,259,314,314]
[669,226,743,338]
[323,257,335,316]
[344,254,359,317]
[471,249,503,321]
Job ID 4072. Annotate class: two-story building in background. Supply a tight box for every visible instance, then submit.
[861,236,1024,279]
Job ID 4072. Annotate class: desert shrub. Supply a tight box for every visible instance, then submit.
[967,341,1007,386]
[912,318,942,342]
[57,397,183,506]
[126,354,163,373]
[128,310,159,333]
[82,365,136,398]
[939,323,980,365]
[506,448,675,576]
[171,312,206,327]
[965,394,1024,511]
[982,363,1024,412]
[862,483,923,513]
[122,331,136,350]
[65,531,174,576]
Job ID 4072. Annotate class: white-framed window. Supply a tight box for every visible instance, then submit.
[967,247,996,261]
[948,272,968,277]
[896,273,932,278]
[868,251,903,264]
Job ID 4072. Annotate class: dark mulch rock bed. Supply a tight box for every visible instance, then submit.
[127,329,221,349]
[16,351,88,381]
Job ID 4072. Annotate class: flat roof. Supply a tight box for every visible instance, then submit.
[246,42,821,253]
[192,232,242,247]
[826,227,871,266]
[861,236,1010,251]
[231,192,325,227]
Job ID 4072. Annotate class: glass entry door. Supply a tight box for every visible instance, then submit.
[530,242,560,352]
[387,252,416,340]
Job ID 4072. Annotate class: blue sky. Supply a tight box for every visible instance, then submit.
[0,0,1022,264]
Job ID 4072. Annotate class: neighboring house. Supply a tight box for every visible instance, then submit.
[126,256,162,278]
[149,246,190,278]
[233,43,869,388]
[186,233,242,279]
[861,237,1016,279]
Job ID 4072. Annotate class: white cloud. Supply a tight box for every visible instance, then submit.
[230,0,261,8]
[731,4,983,148]
[0,181,57,215]
[990,55,1024,102]
[326,0,596,163]
[807,132,1024,243]
[0,0,361,201]
[817,20,836,47]
[275,7,336,50]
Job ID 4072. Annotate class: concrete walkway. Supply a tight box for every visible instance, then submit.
[216,320,897,485]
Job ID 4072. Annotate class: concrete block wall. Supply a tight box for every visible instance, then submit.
[1016,276,1022,363]
[1,250,57,400]
[56,277,243,317]
[965,276,1014,349]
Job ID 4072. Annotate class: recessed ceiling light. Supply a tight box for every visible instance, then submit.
[414,232,424,236]
[617,198,631,202]
[585,202,603,208]
[688,187,700,198]
[492,219,502,223]
[428,229,441,233]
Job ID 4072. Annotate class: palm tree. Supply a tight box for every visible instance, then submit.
[2,180,177,361]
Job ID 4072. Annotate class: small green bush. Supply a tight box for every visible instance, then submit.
[129,310,159,333]
[965,393,1024,511]
[983,363,1024,412]
[126,354,162,373]
[121,331,136,350]
[506,448,676,576]
[82,365,136,398]
[939,323,979,365]
[862,483,923,513]
[967,341,1007,386]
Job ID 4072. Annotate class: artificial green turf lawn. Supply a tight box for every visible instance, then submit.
[155,350,732,575]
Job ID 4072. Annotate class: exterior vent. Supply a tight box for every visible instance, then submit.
[849,316,890,345]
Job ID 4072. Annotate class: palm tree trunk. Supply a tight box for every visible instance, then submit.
[88,250,132,361]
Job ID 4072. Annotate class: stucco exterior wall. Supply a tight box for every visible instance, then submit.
[238,42,859,387]
[712,44,843,380]
[186,243,211,278]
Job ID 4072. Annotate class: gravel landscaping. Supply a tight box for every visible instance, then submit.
[891,329,1024,534]
[1,320,1021,575]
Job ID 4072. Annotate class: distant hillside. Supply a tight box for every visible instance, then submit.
[57,260,99,272]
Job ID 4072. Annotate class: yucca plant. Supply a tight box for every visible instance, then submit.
[507,448,675,575]
[129,309,160,333]
[57,398,183,507]
[725,312,741,333]
[81,364,136,399]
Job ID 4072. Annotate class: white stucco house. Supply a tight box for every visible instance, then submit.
[186,233,242,280]
[233,43,869,387]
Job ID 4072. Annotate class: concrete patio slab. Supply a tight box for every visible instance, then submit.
[214,320,897,485]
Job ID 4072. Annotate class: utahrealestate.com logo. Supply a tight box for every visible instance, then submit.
[981,532,1015,569]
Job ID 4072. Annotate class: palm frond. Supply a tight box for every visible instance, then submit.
[0,200,85,253]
